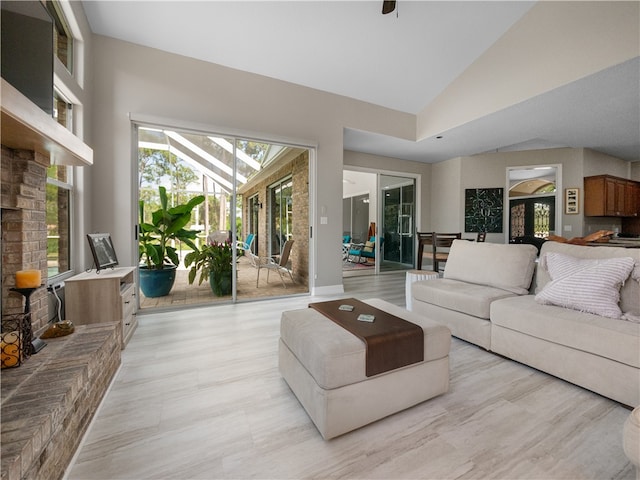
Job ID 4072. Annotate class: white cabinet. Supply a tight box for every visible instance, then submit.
[65,267,137,348]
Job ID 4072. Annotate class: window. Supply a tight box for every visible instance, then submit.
[269,177,293,256]
[47,166,72,278]
[46,0,73,72]
[53,89,73,130]
[46,0,78,281]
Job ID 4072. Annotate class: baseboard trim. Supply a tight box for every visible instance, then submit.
[311,284,344,296]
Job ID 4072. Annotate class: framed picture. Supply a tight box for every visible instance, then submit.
[464,188,504,233]
[565,188,579,214]
[87,233,119,272]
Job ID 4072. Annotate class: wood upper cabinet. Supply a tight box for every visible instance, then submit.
[625,181,640,217]
[584,175,640,217]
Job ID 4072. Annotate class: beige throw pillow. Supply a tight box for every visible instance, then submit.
[535,252,635,319]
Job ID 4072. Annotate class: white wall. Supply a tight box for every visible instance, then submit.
[89,35,414,290]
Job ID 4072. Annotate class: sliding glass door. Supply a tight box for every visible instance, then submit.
[136,124,309,310]
[381,175,415,271]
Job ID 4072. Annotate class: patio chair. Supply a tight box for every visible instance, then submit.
[342,235,351,258]
[236,233,255,254]
[256,239,295,288]
[346,236,381,264]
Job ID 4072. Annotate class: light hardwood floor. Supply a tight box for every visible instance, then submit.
[66,272,634,480]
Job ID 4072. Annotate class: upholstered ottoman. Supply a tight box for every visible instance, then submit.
[279,298,451,439]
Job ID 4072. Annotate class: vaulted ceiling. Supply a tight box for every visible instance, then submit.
[82,1,640,163]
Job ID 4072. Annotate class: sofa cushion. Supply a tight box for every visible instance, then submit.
[536,241,640,317]
[443,240,538,295]
[412,278,517,319]
[491,295,640,369]
[535,252,635,319]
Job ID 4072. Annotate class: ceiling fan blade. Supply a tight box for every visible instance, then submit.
[382,0,396,14]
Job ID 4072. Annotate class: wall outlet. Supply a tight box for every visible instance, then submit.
[564,225,572,232]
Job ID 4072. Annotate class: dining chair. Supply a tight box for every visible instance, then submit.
[416,232,461,271]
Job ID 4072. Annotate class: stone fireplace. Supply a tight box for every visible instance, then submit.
[1,145,49,334]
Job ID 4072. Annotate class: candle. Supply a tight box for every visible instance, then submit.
[15,270,41,288]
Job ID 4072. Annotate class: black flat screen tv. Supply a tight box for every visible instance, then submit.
[1,1,54,115]
[87,233,119,273]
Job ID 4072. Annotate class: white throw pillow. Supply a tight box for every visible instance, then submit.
[535,252,635,319]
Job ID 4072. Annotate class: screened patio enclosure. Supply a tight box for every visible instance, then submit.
[136,125,309,309]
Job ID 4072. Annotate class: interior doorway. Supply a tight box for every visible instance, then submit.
[507,165,560,242]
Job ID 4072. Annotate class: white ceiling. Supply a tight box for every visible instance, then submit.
[82,0,640,163]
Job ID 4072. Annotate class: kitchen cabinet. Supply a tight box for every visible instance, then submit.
[584,175,640,217]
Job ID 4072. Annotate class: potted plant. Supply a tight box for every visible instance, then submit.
[185,241,233,296]
[138,186,205,297]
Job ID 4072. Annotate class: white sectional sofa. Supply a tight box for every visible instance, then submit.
[411,239,640,407]
[411,240,539,350]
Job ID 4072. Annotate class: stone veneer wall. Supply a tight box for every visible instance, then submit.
[1,146,49,334]
[242,151,309,285]
[0,145,122,480]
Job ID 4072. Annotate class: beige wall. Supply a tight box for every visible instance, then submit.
[431,158,462,233]
[89,35,413,291]
[583,149,633,178]
[417,1,640,140]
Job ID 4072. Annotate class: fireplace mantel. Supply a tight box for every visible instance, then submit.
[0,78,93,166]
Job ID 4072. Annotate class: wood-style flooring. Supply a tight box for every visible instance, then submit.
[66,273,634,480]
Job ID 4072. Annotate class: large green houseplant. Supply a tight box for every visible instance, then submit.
[138,186,205,297]
[185,241,233,296]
